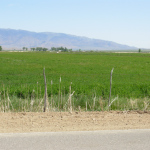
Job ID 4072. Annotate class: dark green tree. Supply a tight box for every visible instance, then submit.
[36,47,43,51]
[0,46,2,51]
[43,48,48,51]
[31,48,35,51]
[22,47,26,51]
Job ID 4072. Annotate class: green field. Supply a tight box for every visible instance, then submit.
[0,51,150,111]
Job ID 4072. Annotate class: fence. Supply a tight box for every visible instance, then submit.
[0,69,150,112]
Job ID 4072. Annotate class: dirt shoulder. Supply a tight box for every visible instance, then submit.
[0,111,150,133]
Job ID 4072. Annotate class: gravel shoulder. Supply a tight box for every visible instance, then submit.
[0,111,150,133]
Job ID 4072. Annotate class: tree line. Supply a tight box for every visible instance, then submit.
[22,46,72,52]
[51,47,72,52]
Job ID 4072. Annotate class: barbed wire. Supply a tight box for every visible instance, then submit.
[0,73,150,76]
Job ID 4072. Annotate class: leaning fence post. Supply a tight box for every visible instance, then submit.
[43,67,47,112]
[108,68,114,110]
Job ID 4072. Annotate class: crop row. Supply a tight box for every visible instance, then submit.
[0,51,150,100]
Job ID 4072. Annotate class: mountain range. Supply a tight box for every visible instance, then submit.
[0,28,137,50]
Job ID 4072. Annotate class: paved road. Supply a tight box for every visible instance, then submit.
[0,129,150,150]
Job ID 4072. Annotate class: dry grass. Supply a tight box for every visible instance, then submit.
[0,90,150,112]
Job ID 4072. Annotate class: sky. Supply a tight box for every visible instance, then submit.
[0,0,150,48]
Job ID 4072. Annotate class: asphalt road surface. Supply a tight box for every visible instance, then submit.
[0,129,150,150]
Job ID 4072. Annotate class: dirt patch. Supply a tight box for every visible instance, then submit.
[0,111,150,133]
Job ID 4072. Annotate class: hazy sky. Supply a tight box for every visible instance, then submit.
[1,0,150,48]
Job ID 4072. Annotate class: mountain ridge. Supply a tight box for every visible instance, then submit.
[0,28,137,50]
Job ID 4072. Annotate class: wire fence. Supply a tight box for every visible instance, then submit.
[0,72,150,112]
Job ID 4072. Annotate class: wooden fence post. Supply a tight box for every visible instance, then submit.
[43,67,47,112]
[108,68,114,110]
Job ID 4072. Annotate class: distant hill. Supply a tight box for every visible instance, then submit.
[0,28,137,50]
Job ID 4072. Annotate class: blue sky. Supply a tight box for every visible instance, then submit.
[1,0,150,48]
